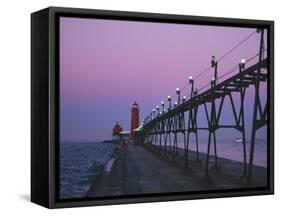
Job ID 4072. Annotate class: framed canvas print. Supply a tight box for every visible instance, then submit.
[31,6,274,208]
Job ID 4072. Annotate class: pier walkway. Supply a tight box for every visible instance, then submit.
[87,143,267,197]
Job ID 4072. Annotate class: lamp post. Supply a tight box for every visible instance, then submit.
[189,76,194,99]
[239,58,246,72]
[211,77,216,89]
[161,101,165,113]
[182,96,186,103]
[168,95,172,110]
[211,56,218,84]
[156,105,160,116]
[176,88,180,104]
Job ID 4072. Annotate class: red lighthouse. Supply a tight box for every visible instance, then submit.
[112,122,123,135]
[130,101,139,139]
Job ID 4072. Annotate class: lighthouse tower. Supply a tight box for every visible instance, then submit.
[112,121,123,141]
[130,102,139,139]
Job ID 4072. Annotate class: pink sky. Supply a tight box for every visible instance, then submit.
[60,17,267,142]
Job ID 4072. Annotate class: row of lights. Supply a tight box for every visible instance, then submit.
[148,75,195,121]
[144,57,246,124]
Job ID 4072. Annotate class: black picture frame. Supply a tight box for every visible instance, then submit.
[31,6,274,209]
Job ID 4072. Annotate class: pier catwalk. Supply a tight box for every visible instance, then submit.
[87,143,267,197]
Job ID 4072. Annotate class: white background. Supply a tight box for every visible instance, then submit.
[0,0,279,214]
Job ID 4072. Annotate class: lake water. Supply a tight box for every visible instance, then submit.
[176,136,267,168]
[59,142,115,199]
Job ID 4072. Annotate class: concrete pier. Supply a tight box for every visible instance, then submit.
[87,143,267,197]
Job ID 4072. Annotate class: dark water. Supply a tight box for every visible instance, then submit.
[60,142,115,199]
[177,137,267,168]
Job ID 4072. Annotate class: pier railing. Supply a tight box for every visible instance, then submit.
[138,29,268,184]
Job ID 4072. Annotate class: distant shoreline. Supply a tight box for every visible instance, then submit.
[60,140,117,145]
[102,140,119,144]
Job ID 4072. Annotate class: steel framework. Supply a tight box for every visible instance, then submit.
[140,29,268,183]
